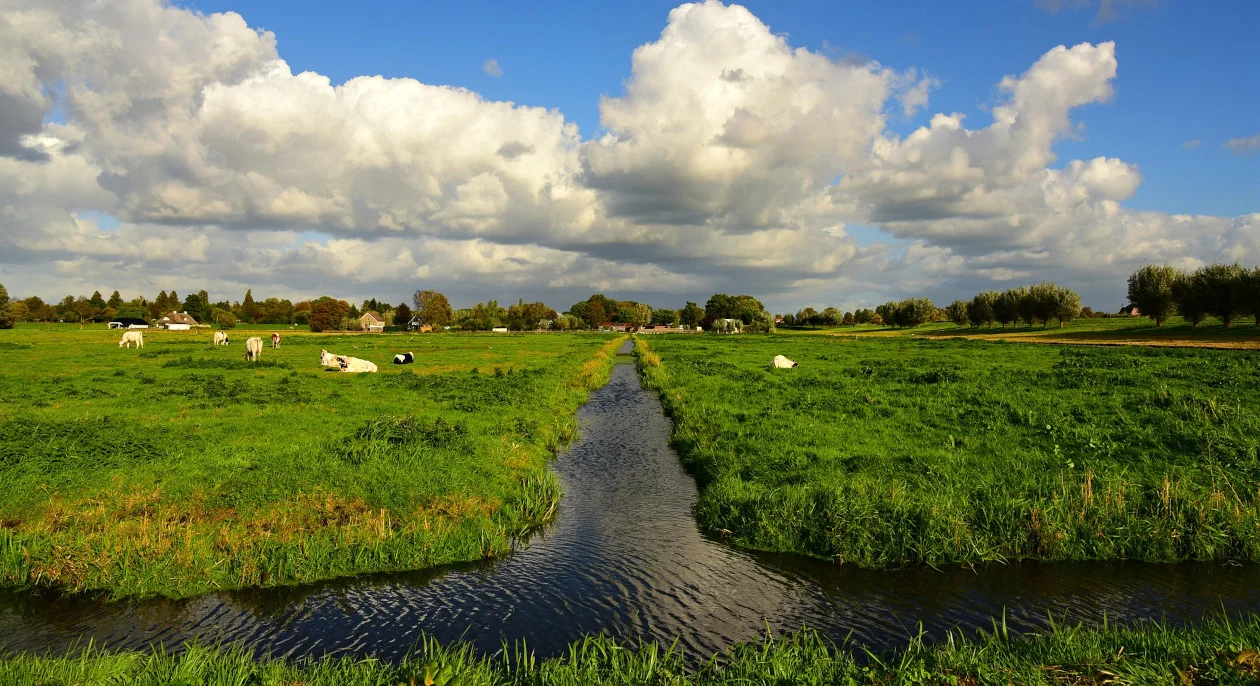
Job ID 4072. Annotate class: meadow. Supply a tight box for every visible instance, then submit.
[0,325,623,598]
[4,614,1259,684]
[637,334,1260,566]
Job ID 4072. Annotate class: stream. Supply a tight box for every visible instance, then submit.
[2,342,1258,660]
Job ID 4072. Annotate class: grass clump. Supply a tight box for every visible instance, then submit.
[0,326,625,598]
[3,614,1259,684]
[637,335,1260,567]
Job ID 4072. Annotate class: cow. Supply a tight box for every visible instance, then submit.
[338,356,378,373]
[393,352,414,365]
[271,333,281,349]
[213,331,229,346]
[772,355,798,369]
[119,331,144,349]
[319,349,341,368]
[244,336,263,361]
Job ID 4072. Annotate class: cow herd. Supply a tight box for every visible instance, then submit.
[116,330,407,373]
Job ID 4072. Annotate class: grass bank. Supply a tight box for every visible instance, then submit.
[0,326,625,598]
[4,614,1259,684]
[635,335,1260,567]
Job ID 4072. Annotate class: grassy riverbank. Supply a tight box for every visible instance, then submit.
[636,335,1260,566]
[4,615,1259,684]
[0,326,624,598]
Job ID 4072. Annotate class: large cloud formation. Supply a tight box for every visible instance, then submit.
[0,0,1255,310]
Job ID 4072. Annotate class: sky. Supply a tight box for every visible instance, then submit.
[1,0,1257,313]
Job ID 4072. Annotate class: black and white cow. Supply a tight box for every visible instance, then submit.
[393,352,414,365]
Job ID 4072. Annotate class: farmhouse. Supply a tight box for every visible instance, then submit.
[360,311,386,332]
[406,315,432,333]
[156,312,197,330]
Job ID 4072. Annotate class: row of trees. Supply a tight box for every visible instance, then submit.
[1126,263,1260,327]
[946,283,1083,329]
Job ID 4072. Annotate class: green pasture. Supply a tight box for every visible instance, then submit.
[0,325,623,598]
[637,334,1260,566]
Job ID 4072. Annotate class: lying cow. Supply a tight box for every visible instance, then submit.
[772,354,798,369]
[119,331,144,349]
[393,352,414,365]
[338,356,378,373]
[271,333,281,349]
[213,331,229,346]
[244,336,263,361]
[319,349,342,368]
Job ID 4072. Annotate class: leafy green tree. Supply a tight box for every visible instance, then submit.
[212,308,238,329]
[897,298,936,327]
[820,307,841,327]
[414,290,454,328]
[946,300,969,326]
[1173,275,1207,327]
[393,303,413,327]
[1053,286,1082,327]
[993,289,1020,329]
[0,283,13,329]
[841,311,854,325]
[107,290,124,309]
[1196,263,1246,327]
[308,299,350,332]
[875,302,898,327]
[853,308,876,324]
[679,301,703,327]
[629,303,652,329]
[114,305,147,320]
[967,291,997,328]
[241,289,260,324]
[1127,264,1180,327]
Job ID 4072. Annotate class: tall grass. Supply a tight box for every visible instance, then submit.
[0,328,625,598]
[637,335,1260,566]
[5,614,1258,684]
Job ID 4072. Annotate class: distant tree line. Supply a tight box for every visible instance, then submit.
[947,283,1082,329]
[1126,263,1260,327]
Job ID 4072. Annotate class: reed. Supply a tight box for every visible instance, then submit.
[4,614,1258,684]
[637,334,1260,566]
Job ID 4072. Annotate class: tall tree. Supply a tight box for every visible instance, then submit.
[242,289,260,324]
[1196,263,1246,327]
[679,301,703,328]
[413,290,453,327]
[1127,264,1180,327]
[0,283,12,329]
[946,300,969,327]
[393,303,412,327]
[107,290,124,309]
[629,303,652,329]
[1053,286,1082,327]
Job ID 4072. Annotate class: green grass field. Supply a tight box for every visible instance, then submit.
[786,315,1260,348]
[637,334,1260,566]
[5,614,1258,684]
[0,325,623,598]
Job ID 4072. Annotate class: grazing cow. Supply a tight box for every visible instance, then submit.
[244,336,263,361]
[393,352,414,365]
[213,331,229,346]
[772,354,797,369]
[338,356,378,373]
[319,349,341,368]
[119,331,144,349]
[271,333,281,349]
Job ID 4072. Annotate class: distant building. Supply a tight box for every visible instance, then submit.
[109,318,150,329]
[360,311,386,332]
[598,322,633,333]
[491,327,509,333]
[406,315,432,333]
[156,312,197,330]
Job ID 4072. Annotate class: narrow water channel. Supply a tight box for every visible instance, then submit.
[2,344,1258,661]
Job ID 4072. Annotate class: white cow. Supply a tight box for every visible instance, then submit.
[119,331,144,348]
[244,336,263,361]
[271,333,281,348]
[338,356,378,373]
[772,354,797,369]
[319,349,341,368]
[213,331,229,346]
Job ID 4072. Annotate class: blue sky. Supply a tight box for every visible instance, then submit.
[4,0,1258,312]
[181,0,1259,217]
